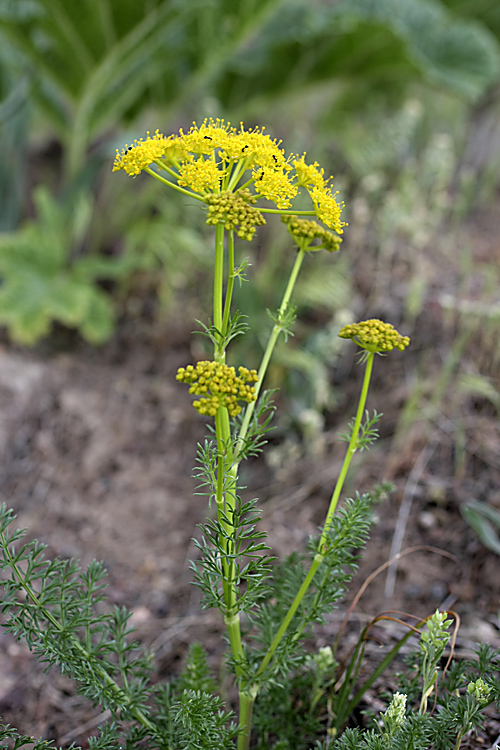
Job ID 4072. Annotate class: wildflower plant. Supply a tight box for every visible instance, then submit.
[0,117,498,749]
[115,120,405,742]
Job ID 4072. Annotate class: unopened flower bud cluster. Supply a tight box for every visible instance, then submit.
[467,678,491,704]
[176,361,259,417]
[282,215,342,253]
[339,319,410,353]
[382,692,407,738]
[205,189,266,241]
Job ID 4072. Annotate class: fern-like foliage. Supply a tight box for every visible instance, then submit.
[194,311,250,350]
[251,670,325,750]
[191,496,276,616]
[249,492,375,684]
[0,723,74,750]
[0,505,238,750]
[232,390,277,461]
[176,642,218,695]
[172,690,240,750]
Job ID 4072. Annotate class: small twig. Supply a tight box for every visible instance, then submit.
[261,459,341,517]
[336,545,458,651]
[58,709,111,746]
[384,443,436,599]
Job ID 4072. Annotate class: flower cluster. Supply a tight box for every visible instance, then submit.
[381,692,407,739]
[467,678,492,704]
[112,130,181,176]
[178,157,222,193]
[205,190,266,241]
[293,155,346,230]
[338,319,410,353]
[282,215,342,252]
[176,361,259,417]
[113,119,346,233]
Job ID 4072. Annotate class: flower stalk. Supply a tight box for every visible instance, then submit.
[255,352,375,681]
[113,118,409,749]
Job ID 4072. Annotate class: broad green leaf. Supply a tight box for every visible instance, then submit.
[0,275,52,343]
[78,288,115,344]
[461,500,500,556]
[47,277,95,326]
[333,0,500,99]
[219,0,500,108]
[0,186,117,344]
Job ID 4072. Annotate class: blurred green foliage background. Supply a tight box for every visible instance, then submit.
[0,0,499,360]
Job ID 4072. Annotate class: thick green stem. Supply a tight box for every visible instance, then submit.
[237,686,258,750]
[212,224,251,746]
[225,613,245,670]
[211,235,313,747]
[230,246,307,749]
[255,352,376,680]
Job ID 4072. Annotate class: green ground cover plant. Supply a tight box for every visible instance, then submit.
[0,118,499,750]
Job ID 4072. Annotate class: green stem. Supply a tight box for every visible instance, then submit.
[260,208,317,217]
[145,165,204,201]
[212,224,249,742]
[214,223,225,357]
[255,352,376,679]
[221,231,236,338]
[227,157,251,192]
[318,352,374,550]
[234,247,306,460]
[237,686,258,750]
[227,248,310,745]
[256,553,325,678]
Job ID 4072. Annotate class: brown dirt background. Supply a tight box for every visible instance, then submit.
[0,205,499,748]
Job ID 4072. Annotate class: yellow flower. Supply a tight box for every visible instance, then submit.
[292,155,346,234]
[252,166,297,209]
[293,155,325,190]
[309,185,346,234]
[113,130,179,176]
[113,119,346,234]
[339,320,410,353]
[178,157,223,193]
[179,118,235,156]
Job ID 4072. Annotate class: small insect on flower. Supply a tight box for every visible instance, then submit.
[113,118,346,231]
